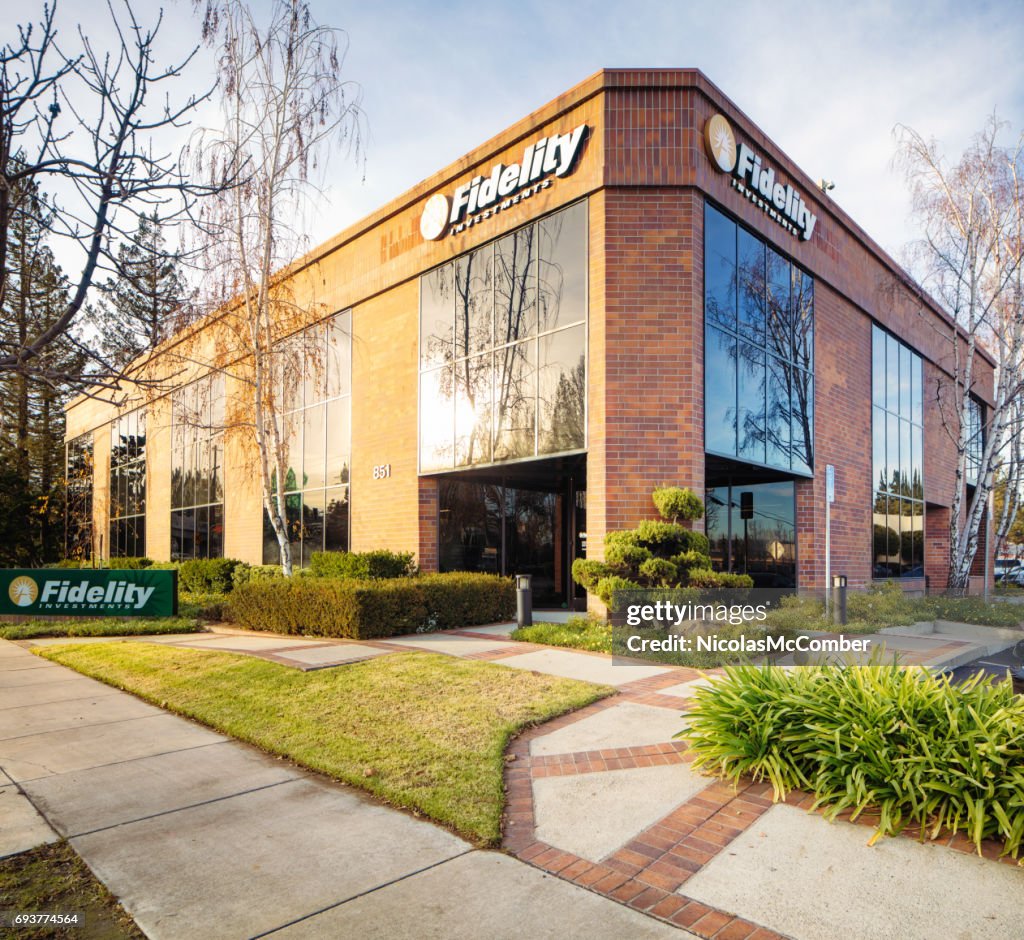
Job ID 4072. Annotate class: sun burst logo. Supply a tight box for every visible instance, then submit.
[420,193,450,241]
[8,575,38,607]
[704,114,737,173]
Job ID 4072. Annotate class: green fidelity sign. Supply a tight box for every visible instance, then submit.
[0,569,177,617]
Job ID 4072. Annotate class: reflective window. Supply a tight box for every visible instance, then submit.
[704,204,813,473]
[171,374,224,560]
[263,310,352,565]
[964,397,984,486]
[420,201,587,471]
[109,408,147,558]
[66,434,94,561]
[871,326,924,577]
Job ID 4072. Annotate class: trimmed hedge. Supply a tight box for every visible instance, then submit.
[227,572,514,639]
[309,549,417,580]
[232,564,285,588]
[178,558,245,594]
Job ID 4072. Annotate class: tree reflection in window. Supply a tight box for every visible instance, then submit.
[420,202,587,471]
[704,203,814,473]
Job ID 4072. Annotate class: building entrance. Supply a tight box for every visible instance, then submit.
[436,455,586,609]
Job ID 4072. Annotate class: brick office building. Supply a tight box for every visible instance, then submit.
[64,69,993,607]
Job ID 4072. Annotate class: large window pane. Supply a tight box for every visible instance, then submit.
[538,202,586,333]
[873,406,887,492]
[283,413,302,493]
[705,206,736,331]
[911,353,923,425]
[454,353,493,466]
[899,345,912,416]
[327,311,352,398]
[872,327,886,405]
[301,489,325,566]
[705,326,737,456]
[420,265,454,368]
[326,397,350,486]
[538,325,585,455]
[765,247,791,360]
[209,504,224,560]
[495,227,537,345]
[911,423,923,499]
[455,246,493,358]
[737,229,765,343]
[303,322,328,406]
[303,403,326,491]
[325,487,349,553]
[790,367,814,475]
[793,270,813,371]
[886,333,900,413]
[420,366,453,472]
[738,343,766,464]
[766,358,790,469]
[494,339,536,460]
[900,418,912,498]
[886,411,900,494]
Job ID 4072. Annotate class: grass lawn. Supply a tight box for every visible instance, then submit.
[0,617,200,641]
[35,643,612,845]
[0,842,144,939]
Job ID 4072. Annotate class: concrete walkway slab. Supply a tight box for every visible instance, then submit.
[23,742,301,837]
[267,850,690,939]
[0,784,58,858]
[656,677,716,699]
[168,635,306,652]
[0,713,225,783]
[0,655,56,671]
[381,634,516,655]
[460,623,516,637]
[278,644,392,667]
[72,777,469,940]
[530,702,687,756]
[0,674,121,709]
[0,692,160,740]
[683,803,1023,939]
[533,763,709,862]
[0,663,83,687]
[497,648,671,686]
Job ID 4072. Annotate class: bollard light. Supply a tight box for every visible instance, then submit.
[831,574,847,626]
[515,574,533,628]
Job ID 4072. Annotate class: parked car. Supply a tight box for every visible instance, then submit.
[997,565,1024,586]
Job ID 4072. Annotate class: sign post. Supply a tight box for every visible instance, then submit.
[0,569,177,617]
[825,465,835,618]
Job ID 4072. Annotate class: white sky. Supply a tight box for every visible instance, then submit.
[22,0,1024,276]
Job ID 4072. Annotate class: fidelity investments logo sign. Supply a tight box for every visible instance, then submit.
[704,113,817,242]
[9,575,38,607]
[420,124,589,241]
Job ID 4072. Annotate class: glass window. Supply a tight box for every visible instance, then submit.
[420,202,587,472]
[109,407,147,559]
[65,434,94,561]
[538,200,586,332]
[704,203,813,474]
[420,266,454,369]
[871,326,924,578]
[704,327,737,457]
[494,340,536,461]
[171,375,224,560]
[538,324,586,455]
[262,309,353,565]
[704,206,737,332]
[965,397,984,485]
[455,246,493,359]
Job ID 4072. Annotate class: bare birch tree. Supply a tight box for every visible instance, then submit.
[0,2,213,392]
[190,0,362,574]
[895,116,1024,594]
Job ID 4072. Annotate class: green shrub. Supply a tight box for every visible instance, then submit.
[106,557,153,569]
[684,659,1024,857]
[594,575,640,607]
[309,549,418,580]
[178,591,229,621]
[178,558,245,594]
[604,541,651,570]
[232,564,284,588]
[147,561,180,571]
[652,486,704,523]
[639,557,677,586]
[572,558,606,593]
[419,573,515,629]
[512,616,612,652]
[685,569,755,589]
[228,572,513,639]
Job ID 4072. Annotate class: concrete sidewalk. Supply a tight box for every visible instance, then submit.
[0,639,686,940]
